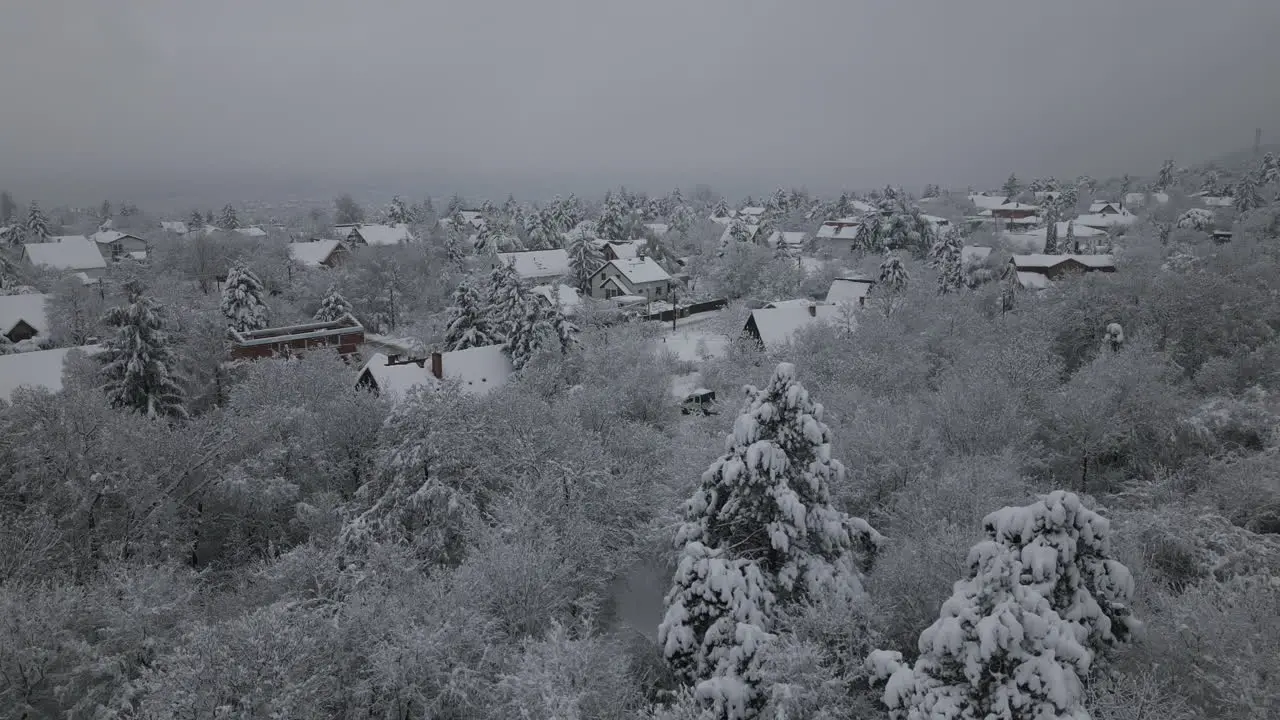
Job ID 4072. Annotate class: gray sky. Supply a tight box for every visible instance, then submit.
[3,0,1279,203]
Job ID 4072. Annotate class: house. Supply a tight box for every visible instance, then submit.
[234,226,269,238]
[1034,191,1063,203]
[332,223,361,240]
[815,218,862,254]
[349,223,416,246]
[0,293,50,343]
[588,257,675,301]
[1089,201,1123,215]
[766,231,807,255]
[356,344,512,400]
[496,248,571,284]
[826,276,875,306]
[22,236,108,277]
[1199,195,1234,208]
[1003,222,1107,252]
[440,210,487,231]
[0,345,103,403]
[1074,211,1136,231]
[991,202,1041,220]
[289,239,347,268]
[1004,254,1116,288]
[603,240,645,261]
[742,303,848,348]
[738,207,767,223]
[91,230,148,261]
[160,221,189,234]
[228,314,365,360]
[968,194,1009,211]
[718,222,760,248]
[531,283,582,314]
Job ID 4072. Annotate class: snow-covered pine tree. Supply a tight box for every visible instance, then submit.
[711,197,731,219]
[1057,185,1078,216]
[1001,173,1020,199]
[385,195,411,225]
[1043,204,1061,254]
[505,298,555,372]
[445,194,464,217]
[596,192,630,242]
[313,285,353,322]
[218,204,240,230]
[1064,219,1077,254]
[877,251,908,293]
[1234,172,1263,214]
[1155,158,1176,191]
[485,262,531,341]
[935,227,964,294]
[24,201,50,242]
[472,223,498,256]
[660,363,883,719]
[548,292,579,353]
[220,264,270,332]
[99,280,187,420]
[567,231,604,294]
[188,209,204,229]
[855,211,882,252]
[867,539,1094,720]
[443,278,498,351]
[443,226,468,270]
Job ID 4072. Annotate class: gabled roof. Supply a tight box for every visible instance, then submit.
[719,222,760,245]
[289,239,343,267]
[745,304,847,347]
[605,257,672,285]
[968,194,1009,210]
[738,206,767,217]
[357,353,436,402]
[358,344,512,401]
[994,202,1041,212]
[1074,212,1136,229]
[0,293,50,338]
[1015,271,1051,290]
[90,229,144,245]
[23,237,107,271]
[531,283,582,313]
[1010,254,1115,270]
[605,241,643,260]
[498,248,571,279]
[352,223,415,245]
[234,226,268,237]
[826,276,874,304]
[0,345,103,403]
[766,231,807,250]
[1088,201,1122,213]
[816,219,862,240]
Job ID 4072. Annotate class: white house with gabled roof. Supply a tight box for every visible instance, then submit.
[348,223,415,246]
[587,257,674,301]
[495,248,571,284]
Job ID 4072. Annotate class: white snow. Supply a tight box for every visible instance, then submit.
[1075,212,1136,230]
[747,304,849,347]
[1003,222,1106,252]
[1014,271,1051,290]
[826,277,874,305]
[608,256,672,285]
[1124,192,1168,206]
[644,222,670,236]
[23,237,107,271]
[497,248,571,281]
[1199,195,1234,208]
[1089,201,1123,214]
[816,219,861,240]
[1011,254,1115,270]
[234,226,268,237]
[439,344,513,396]
[288,239,342,267]
[961,245,992,265]
[765,230,807,251]
[604,241,643,260]
[718,222,760,246]
[969,194,1009,210]
[0,293,50,339]
[655,327,731,362]
[530,283,581,313]
[90,230,143,246]
[0,345,102,403]
[357,353,436,402]
[353,223,415,245]
[160,221,189,234]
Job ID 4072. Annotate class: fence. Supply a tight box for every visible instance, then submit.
[639,298,729,323]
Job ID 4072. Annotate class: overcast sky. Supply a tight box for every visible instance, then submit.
[2,0,1279,202]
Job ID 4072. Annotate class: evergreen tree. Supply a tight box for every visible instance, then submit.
[1043,204,1062,254]
[868,491,1137,720]
[1001,173,1020,199]
[1056,185,1078,216]
[24,201,50,242]
[1076,175,1096,195]
[1119,174,1133,199]
[660,363,882,718]
[99,281,187,420]
[505,299,554,372]
[877,250,909,293]
[443,226,468,270]
[567,230,604,294]
[485,262,531,340]
[711,197,731,219]
[1064,220,1077,253]
[502,194,519,219]
[548,292,579,353]
[313,285,353,322]
[99,200,113,220]
[445,194,465,218]
[188,209,205,229]
[385,195,411,225]
[443,279,498,351]
[1260,152,1280,186]
[220,264,270,332]
[935,227,965,294]
[596,192,630,242]
[1234,172,1264,213]
[218,204,240,229]
[670,204,695,235]
[1155,158,1176,191]
[472,223,498,256]
[879,196,938,257]
[204,210,215,225]
[334,194,365,225]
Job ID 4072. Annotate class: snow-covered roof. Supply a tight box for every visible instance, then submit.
[1124,192,1168,207]
[234,226,268,237]
[1003,216,1040,226]
[605,241,643,260]
[920,214,950,226]
[498,248,571,280]
[764,298,819,309]
[530,283,582,312]
[438,344,513,396]
[1011,254,1115,270]
[0,293,50,338]
[670,371,711,400]
[1015,271,1051,290]
[289,239,343,267]
[969,194,1009,210]
[961,246,992,264]
[357,353,435,402]
[0,345,102,403]
[1074,213,1136,229]
[644,223,670,236]
[709,215,733,226]
[995,202,1041,212]
[766,231,807,250]
[719,222,761,245]
[90,229,144,245]
[608,257,672,285]
[1200,195,1234,208]
[738,206,767,217]
[160,221,189,234]
[23,237,107,271]
[1003,222,1105,253]
[747,304,847,347]
[353,223,415,245]
[826,276,874,305]
[816,219,861,240]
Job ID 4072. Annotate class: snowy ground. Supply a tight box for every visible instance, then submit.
[651,311,732,362]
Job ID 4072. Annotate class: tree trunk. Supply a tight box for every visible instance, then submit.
[1080,454,1089,495]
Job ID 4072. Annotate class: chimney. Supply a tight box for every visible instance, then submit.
[430,351,443,380]
[807,303,817,317]
[387,353,401,364]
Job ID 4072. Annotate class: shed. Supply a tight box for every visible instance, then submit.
[228,313,365,360]
[826,276,875,306]
[289,239,347,268]
[0,293,50,343]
